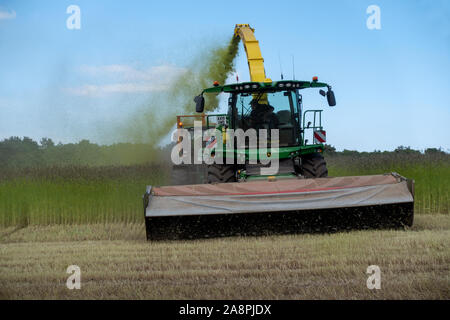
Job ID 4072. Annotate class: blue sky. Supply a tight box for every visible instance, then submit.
[0,0,449,151]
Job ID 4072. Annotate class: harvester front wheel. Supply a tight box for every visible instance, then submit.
[207,164,236,183]
[301,153,328,178]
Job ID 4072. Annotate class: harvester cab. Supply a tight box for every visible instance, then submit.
[143,24,414,240]
[193,77,337,182]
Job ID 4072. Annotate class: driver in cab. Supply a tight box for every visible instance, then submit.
[249,99,278,130]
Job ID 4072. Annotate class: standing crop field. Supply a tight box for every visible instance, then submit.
[0,165,168,226]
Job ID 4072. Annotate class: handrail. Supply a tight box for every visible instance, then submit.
[302,110,323,145]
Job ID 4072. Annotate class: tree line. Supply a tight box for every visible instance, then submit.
[0,137,169,168]
[0,136,447,169]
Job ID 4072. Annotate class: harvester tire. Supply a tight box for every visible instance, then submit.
[207,164,236,183]
[301,153,328,178]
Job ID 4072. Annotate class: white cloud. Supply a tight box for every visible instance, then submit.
[66,64,187,96]
[78,64,186,82]
[65,83,171,96]
[0,9,16,20]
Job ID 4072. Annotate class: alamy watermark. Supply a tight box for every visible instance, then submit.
[171,122,280,175]
[366,5,381,30]
[66,265,81,289]
[66,5,81,30]
[366,265,381,289]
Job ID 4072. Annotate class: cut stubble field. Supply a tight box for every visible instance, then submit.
[0,215,449,299]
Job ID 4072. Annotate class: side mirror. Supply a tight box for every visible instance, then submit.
[319,89,326,97]
[194,95,205,113]
[327,89,336,107]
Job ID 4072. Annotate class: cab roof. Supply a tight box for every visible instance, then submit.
[203,80,329,94]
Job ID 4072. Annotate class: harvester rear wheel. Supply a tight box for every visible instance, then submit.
[207,164,236,183]
[301,153,328,178]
